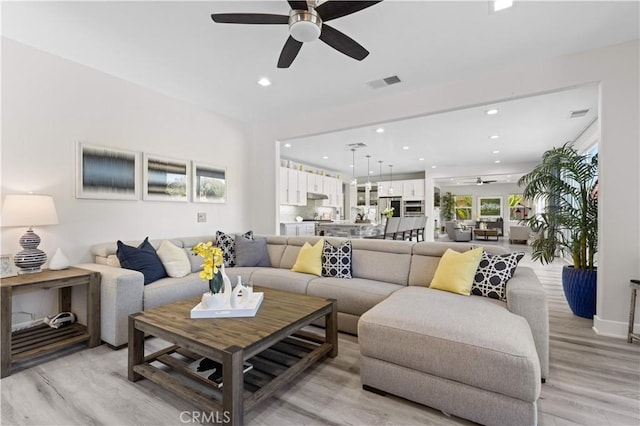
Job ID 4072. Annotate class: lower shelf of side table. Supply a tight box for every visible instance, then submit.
[11,323,90,362]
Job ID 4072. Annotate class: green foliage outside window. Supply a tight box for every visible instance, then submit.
[454,195,472,220]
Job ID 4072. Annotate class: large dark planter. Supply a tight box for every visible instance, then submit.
[562,265,597,319]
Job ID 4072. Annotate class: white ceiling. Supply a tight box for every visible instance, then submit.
[2,1,638,182]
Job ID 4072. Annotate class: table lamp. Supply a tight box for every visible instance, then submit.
[1,194,59,274]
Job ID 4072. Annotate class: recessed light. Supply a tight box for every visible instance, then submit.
[403,146,409,150]
[485,108,499,115]
[369,170,375,174]
[322,156,328,159]
[257,77,271,87]
[376,127,384,133]
[494,160,501,164]
[489,135,499,139]
[431,165,437,169]
[350,164,354,168]
[418,158,425,161]
[283,143,291,148]
[493,150,500,154]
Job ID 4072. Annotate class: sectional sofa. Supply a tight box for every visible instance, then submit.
[78,234,548,425]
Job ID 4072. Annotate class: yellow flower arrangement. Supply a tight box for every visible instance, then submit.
[192,242,224,293]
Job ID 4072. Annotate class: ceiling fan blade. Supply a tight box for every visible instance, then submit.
[211,13,289,24]
[277,36,304,68]
[287,1,309,10]
[319,24,369,61]
[316,1,382,22]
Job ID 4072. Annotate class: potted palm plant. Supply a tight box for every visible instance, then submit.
[518,142,598,318]
[440,192,455,232]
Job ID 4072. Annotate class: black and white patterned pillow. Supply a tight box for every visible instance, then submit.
[472,251,524,300]
[322,240,352,279]
[215,230,253,267]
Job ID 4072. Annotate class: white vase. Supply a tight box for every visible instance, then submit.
[49,248,70,270]
[201,292,227,310]
[220,264,232,297]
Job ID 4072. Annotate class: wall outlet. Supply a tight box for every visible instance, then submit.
[197,212,207,223]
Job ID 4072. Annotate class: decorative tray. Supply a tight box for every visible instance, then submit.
[190,292,264,319]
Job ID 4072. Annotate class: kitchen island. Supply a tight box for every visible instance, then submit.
[317,221,384,238]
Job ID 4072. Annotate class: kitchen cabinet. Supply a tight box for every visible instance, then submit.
[322,176,341,208]
[307,173,323,193]
[377,180,403,197]
[280,223,315,236]
[279,167,307,206]
[403,179,425,200]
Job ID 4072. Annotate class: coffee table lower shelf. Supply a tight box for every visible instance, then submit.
[131,331,331,417]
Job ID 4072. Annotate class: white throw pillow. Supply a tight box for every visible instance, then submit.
[156,240,191,278]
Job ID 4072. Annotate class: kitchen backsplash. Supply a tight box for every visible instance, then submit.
[280,205,337,222]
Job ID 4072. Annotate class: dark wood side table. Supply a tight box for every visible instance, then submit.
[0,267,101,378]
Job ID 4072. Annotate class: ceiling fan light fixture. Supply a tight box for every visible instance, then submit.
[289,10,322,42]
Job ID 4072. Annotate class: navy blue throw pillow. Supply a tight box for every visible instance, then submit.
[116,237,167,285]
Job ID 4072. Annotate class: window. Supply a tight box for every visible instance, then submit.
[508,194,529,220]
[454,195,472,220]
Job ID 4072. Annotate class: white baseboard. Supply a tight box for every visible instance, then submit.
[592,315,634,339]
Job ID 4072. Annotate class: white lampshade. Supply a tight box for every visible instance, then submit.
[1,194,59,227]
[2,194,59,274]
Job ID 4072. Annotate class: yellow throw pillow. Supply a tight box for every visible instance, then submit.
[291,240,324,276]
[430,247,483,296]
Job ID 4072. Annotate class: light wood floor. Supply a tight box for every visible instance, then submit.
[2,242,639,425]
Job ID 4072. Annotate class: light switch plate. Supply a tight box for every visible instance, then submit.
[197,212,207,223]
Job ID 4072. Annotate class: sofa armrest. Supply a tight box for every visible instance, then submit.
[76,263,144,348]
[506,266,549,380]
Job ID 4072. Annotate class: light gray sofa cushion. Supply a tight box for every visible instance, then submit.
[359,286,541,402]
[307,277,404,316]
[143,274,209,310]
[249,268,315,294]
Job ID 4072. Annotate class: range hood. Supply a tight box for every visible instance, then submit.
[307,192,329,200]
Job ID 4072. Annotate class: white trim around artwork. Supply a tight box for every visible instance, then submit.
[142,153,190,202]
[192,162,226,203]
[76,142,140,200]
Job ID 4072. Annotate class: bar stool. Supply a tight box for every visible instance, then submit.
[628,279,640,343]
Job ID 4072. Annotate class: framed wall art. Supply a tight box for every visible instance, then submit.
[0,254,17,278]
[76,142,140,200]
[143,154,190,202]
[478,196,503,217]
[192,162,226,203]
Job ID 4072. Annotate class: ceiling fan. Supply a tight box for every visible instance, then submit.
[464,177,498,185]
[211,1,382,68]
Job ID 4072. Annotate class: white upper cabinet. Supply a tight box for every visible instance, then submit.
[307,173,323,193]
[280,167,307,206]
[403,179,425,200]
[322,176,341,207]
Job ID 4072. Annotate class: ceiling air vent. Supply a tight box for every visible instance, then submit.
[366,75,402,89]
[569,109,589,118]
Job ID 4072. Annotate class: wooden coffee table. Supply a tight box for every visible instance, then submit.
[474,228,499,241]
[128,287,337,426]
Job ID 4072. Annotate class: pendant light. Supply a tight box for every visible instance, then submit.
[350,148,357,187]
[377,160,384,194]
[365,155,372,191]
[388,164,394,195]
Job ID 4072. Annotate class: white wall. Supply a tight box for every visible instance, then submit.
[249,40,640,338]
[1,38,252,262]
[1,39,252,319]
